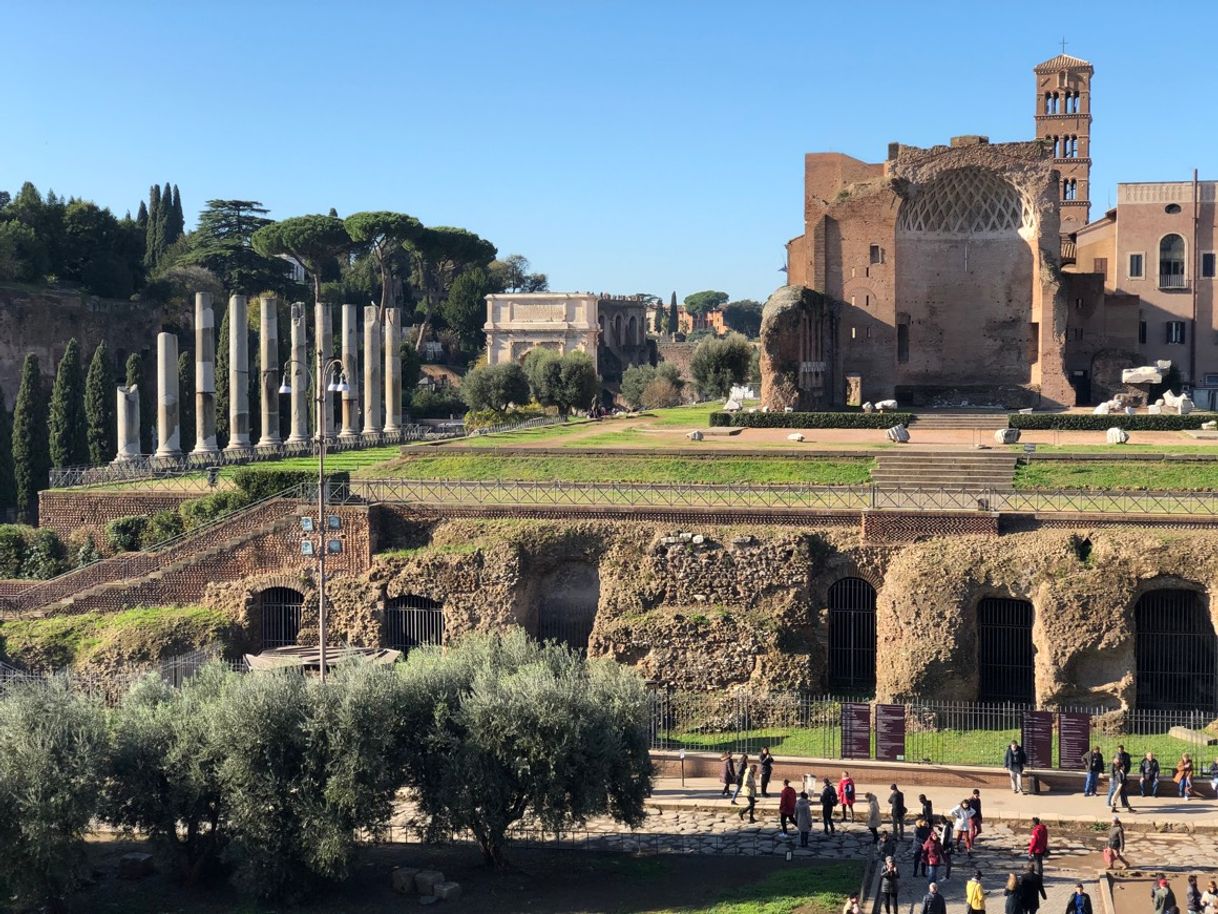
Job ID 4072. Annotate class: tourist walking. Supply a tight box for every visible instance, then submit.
[1187,875,1203,914]
[1065,883,1093,914]
[731,752,749,803]
[720,752,736,798]
[779,779,797,833]
[912,817,931,876]
[878,829,896,862]
[921,828,943,885]
[889,784,907,839]
[839,770,857,822]
[759,746,774,797]
[1200,879,1218,914]
[1005,740,1028,794]
[866,792,882,842]
[970,788,984,842]
[1004,874,1021,914]
[922,883,948,914]
[1104,817,1129,869]
[940,819,956,881]
[919,793,934,822]
[1175,753,1194,800]
[737,763,759,823]
[949,799,977,855]
[1107,745,1131,806]
[795,791,813,847]
[1020,862,1047,914]
[1082,745,1105,797]
[820,780,838,834]
[1140,752,1161,798]
[1110,758,1133,813]
[1152,876,1178,914]
[966,870,987,914]
[1027,817,1048,876]
[880,856,901,914]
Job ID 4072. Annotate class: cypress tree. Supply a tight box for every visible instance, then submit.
[178,348,194,454]
[0,385,15,515]
[159,181,174,254]
[216,302,230,448]
[170,185,184,244]
[12,354,50,523]
[668,291,678,336]
[48,339,88,468]
[85,341,115,466]
[144,184,161,269]
[126,353,153,454]
[135,200,148,232]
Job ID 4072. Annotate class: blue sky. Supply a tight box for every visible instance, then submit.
[3,0,1215,302]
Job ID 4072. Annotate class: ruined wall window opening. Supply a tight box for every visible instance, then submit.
[260,587,303,649]
[827,577,876,694]
[869,244,883,265]
[1135,588,1217,712]
[1139,320,1147,345]
[1027,322,1040,364]
[1129,253,1144,279]
[977,597,1035,704]
[1202,252,1216,278]
[1166,321,1186,345]
[1159,234,1186,288]
[385,594,444,654]
[896,323,909,364]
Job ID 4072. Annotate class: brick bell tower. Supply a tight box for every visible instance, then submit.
[1034,48,1093,235]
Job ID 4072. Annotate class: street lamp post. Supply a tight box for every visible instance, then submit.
[280,353,347,683]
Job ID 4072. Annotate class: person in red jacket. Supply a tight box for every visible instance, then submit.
[1027,816,1049,876]
[922,829,944,885]
[838,770,857,822]
[779,778,798,833]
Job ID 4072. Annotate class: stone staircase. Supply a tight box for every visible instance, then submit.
[871,450,1018,491]
[908,412,1011,430]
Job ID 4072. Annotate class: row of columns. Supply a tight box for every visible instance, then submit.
[114,293,405,462]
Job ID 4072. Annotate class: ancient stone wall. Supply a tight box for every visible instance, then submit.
[39,491,194,551]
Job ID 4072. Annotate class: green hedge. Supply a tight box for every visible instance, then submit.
[1009,413,1212,431]
[709,411,915,429]
[105,516,147,553]
[0,525,32,578]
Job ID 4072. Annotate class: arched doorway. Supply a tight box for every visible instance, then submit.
[537,563,600,654]
[1135,588,1216,711]
[384,593,444,654]
[827,577,876,693]
[977,597,1035,703]
[260,587,303,648]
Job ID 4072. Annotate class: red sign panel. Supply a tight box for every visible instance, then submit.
[875,704,906,762]
[1021,711,1053,769]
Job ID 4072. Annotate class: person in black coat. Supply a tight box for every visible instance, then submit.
[820,782,838,834]
[759,747,774,797]
[922,883,948,914]
[888,784,906,839]
[919,794,934,822]
[1019,862,1048,914]
[1065,884,1093,914]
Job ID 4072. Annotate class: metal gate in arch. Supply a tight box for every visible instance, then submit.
[827,577,876,693]
[385,594,445,654]
[977,597,1035,704]
[260,587,303,649]
[1136,588,1217,712]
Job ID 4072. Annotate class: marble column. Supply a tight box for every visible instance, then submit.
[287,302,309,444]
[224,294,252,453]
[383,306,402,434]
[257,295,282,448]
[314,302,335,440]
[155,332,182,458]
[191,292,219,455]
[113,385,141,462]
[362,305,382,437]
[339,303,360,439]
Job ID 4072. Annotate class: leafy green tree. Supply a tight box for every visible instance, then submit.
[135,199,148,232]
[441,265,494,353]
[21,528,66,578]
[144,183,162,270]
[126,352,153,454]
[668,291,678,335]
[683,290,729,315]
[181,200,290,295]
[556,351,600,414]
[48,339,88,468]
[178,349,194,454]
[523,348,562,407]
[343,211,423,315]
[61,200,137,297]
[722,299,764,338]
[489,253,548,293]
[12,354,49,522]
[0,385,15,513]
[641,375,682,409]
[251,215,350,308]
[690,332,753,398]
[0,679,107,912]
[396,629,652,868]
[621,364,658,410]
[0,220,47,282]
[406,226,496,346]
[461,362,530,413]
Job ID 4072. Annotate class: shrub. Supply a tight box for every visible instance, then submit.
[229,467,315,502]
[622,363,685,410]
[396,629,652,868]
[105,515,147,553]
[140,510,184,549]
[408,388,465,419]
[463,406,546,433]
[641,376,682,409]
[21,528,67,579]
[1008,413,1212,431]
[0,679,107,911]
[461,361,531,413]
[709,410,915,429]
[0,524,31,578]
[690,332,752,398]
[179,490,249,530]
[75,535,100,567]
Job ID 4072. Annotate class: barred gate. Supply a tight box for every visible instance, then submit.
[385,594,445,654]
[977,597,1035,703]
[537,563,600,654]
[827,578,876,692]
[260,587,303,649]
[1135,588,1218,712]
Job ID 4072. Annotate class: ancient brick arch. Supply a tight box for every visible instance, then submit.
[1130,579,1214,711]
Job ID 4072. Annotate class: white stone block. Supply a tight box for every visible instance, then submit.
[392,867,420,894]
[414,870,445,895]
[876,399,899,411]
[687,430,704,441]
[787,433,805,442]
[994,428,1020,444]
[1106,427,1130,445]
[886,424,910,443]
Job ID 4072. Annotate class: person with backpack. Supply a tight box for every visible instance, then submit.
[839,770,857,822]
[820,780,838,834]
[1004,740,1028,794]
[1082,745,1105,797]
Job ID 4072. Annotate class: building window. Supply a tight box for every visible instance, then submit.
[1166,321,1186,345]
[1165,203,1182,215]
[1160,234,1187,288]
[1129,253,1144,278]
[1139,320,1147,344]
[896,324,909,364]
[1203,252,1216,278]
[1063,178,1077,201]
[869,244,883,265]
[1092,258,1108,279]
[1067,327,1084,341]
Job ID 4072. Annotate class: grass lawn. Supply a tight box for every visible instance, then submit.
[640,403,725,429]
[652,861,862,914]
[1014,460,1218,491]
[367,454,875,485]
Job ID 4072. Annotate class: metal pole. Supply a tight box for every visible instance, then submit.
[317,343,328,683]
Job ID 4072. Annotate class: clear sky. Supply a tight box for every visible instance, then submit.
[3,0,1215,303]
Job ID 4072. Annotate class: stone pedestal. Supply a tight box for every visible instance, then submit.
[339,303,360,439]
[315,302,335,440]
[256,295,282,448]
[287,302,310,444]
[155,332,182,458]
[225,295,252,453]
[384,306,402,433]
[113,385,141,462]
[191,292,219,455]
[362,304,382,437]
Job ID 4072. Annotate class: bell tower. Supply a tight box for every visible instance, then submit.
[1034,48,1093,235]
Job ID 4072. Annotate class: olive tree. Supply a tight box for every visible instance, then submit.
[621,363,684,410]
[0,679,107,913]
[689,332,753,398]
[461,361,531,413]
[397,629,653,868]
